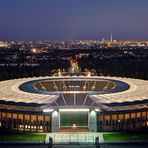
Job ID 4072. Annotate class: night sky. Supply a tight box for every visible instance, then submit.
[0,0,148,40]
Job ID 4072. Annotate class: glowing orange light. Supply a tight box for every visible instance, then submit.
[32,48,37,53]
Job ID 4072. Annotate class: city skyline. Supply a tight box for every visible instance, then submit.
[0,0,148,40]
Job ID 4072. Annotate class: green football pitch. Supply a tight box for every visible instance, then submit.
[0,133,46,141]
[103,133,148,140]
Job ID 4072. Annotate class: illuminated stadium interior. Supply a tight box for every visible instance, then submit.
[0,75,148,132]
[19,77,129,95]
[34,79,115,92]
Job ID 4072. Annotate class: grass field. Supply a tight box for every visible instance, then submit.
[103,133,148,141]
[0,133,46,141]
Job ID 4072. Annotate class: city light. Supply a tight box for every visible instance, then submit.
[32,48,37,53]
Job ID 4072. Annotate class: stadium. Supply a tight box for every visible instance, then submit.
[0,74,148,133]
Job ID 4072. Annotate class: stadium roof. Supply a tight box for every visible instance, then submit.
[0,76,148,111]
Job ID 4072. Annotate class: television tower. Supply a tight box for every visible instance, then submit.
[110,32,113,43]
[107,32,113,48]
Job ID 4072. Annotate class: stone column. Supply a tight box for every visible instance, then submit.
[17,113,19,130]
[51,110,60,132]
[140,111,142,127]
[117,113,119,131]
[129,113,132,129]
[23,113,25,131]
[29,114,31,132]
[89,110,97,132]
[123,113,126,130]
[43,115,45,132]
[0,111,1,123]
[5,112,8,129]
[103,114,105,131]
[36,114,38,132]
[110,113,112,131]
[146,110,148,127]
[11,112,13,129]
[135,112,138,128]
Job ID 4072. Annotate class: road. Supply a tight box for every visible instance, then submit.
[0,143,148,148]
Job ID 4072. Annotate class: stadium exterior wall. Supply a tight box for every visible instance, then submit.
[0,108,148,132]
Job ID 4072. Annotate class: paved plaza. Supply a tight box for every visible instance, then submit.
[45,132,103,144]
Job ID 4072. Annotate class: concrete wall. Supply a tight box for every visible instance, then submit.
[51,110,60,132]
[89,110,97,132]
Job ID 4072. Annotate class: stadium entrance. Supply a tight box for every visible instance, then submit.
[59,109,89,132]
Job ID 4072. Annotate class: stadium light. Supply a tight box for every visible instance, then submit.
[90,110,96,116]
[59,108,89,112]
[43,109,54,112]
[95,109,101,112]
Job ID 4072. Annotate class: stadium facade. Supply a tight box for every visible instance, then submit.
[0,75,148,132]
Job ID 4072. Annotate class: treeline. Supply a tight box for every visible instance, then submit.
[78,55,148,80]
[0,59,70,81]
